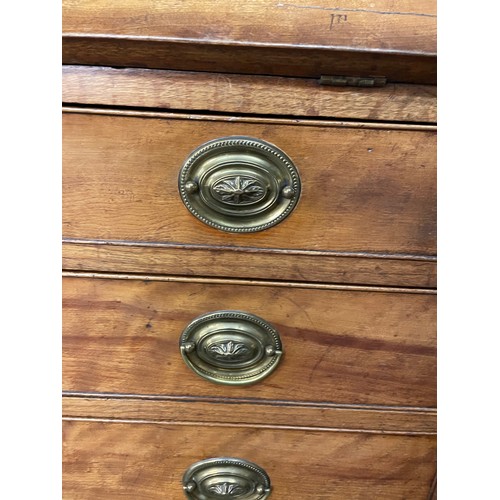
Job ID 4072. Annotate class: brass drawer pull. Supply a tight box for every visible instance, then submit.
[178,136,301,232]
[183,457,272,499]
[179,310,283,385]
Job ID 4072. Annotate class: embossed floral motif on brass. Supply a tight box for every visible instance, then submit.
[179,310,283,385]
[178,136,301,232]
[212,175,266,205]
[207,340,251,361]
[182,457,271,499]
[207,481,248,496]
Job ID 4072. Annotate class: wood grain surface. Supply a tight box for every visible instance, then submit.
[62,110,436,258]
[62,66,437,123]
[62,36,437,85]
[62,1,436,83]
[62,2,438,495]
[62,0,436,84]
[428,475,437,500]
[63,419,437,499]
[62,0,436,52]
[62,242,437,288]
[62,275,436,407]
[63,395,437,434]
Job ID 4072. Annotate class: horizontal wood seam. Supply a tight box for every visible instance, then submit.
[62,33,437,56]
[61,106,437,131]
[62,270,437,294]
[62,392,437,414]
[62,238,436,262]
[62,103,437,127]
[275,5,436,18]
[61,416,435,435]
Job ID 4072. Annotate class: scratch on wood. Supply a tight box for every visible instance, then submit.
[427,473,437,500]
[309,346,332,383]
[276,3,436,17]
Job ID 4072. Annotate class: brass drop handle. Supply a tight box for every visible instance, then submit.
[183,457,272,499]
[179,310,283,386]
[178,136,301,232]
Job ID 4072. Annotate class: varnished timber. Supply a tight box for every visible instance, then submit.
[62,0,437,493]
[62,420,437,499]
[62,271,437,295]
[62,0,436,84]
[428,475,437,500]
[63,106,436,130]
[62,0,436,52]
[62,275,436,407]
[62,111,436,260]
[62,37,436,85]
[62,241,437,288]
[62,395,436,435]
[62,66,437,123]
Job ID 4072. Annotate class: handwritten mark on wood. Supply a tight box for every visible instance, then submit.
[330,14,348,30]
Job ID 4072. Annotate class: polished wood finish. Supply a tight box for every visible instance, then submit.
[62,36,436,85]
[62,0,436,52]
[62,0,436,83]
[63,420,437,499]
[63,395,436,435]
[62,110,436,258]
[63,243,437,288]
[62,271,437,295]
[62,1,437,493]
[63,107,437,131]
[428,476,437,500]
[63,275,436,407]
[63,66,437,123]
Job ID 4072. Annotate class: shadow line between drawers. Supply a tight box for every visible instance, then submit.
[62,105,437,130]
[63,393,436,434]
[62,391,436,413]
[61,416,436,436]
[63,237,436,262]
[62,270,437,294]
[62,240,437,288]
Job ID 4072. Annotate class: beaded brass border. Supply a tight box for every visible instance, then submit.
[178,136,301,232]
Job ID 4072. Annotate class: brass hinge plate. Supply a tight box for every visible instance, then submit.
[319,75,387,87]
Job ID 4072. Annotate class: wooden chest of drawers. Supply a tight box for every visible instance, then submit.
[63,1,436,498]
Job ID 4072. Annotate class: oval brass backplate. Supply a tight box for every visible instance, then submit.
[179,311,283,386]
[183,457,272,499]
[178,136,301,232]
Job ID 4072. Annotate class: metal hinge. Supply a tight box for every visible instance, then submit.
[319,75,387,87]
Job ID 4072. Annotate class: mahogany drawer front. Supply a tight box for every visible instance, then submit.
[62,275,436,407]
[63,419,437,499]
[62,110,436,257]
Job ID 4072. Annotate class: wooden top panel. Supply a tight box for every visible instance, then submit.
[62,66,437,123]
[63,0,436,54]
[62,1,436,83]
